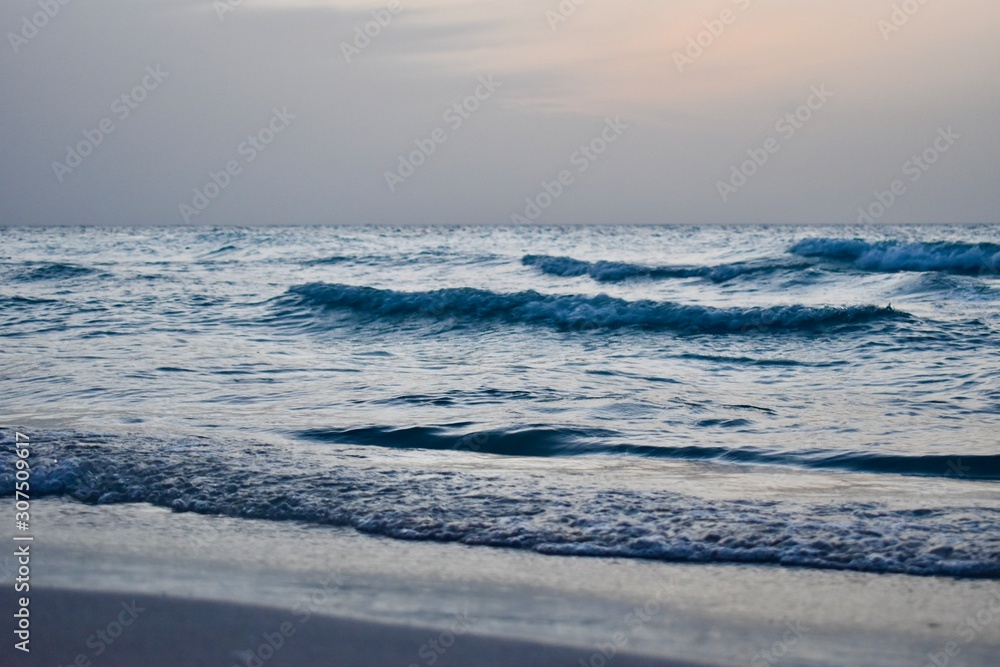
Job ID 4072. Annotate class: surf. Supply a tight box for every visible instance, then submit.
[789,239,1000,275]
[276,283,906,334]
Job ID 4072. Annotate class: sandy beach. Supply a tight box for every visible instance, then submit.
[3,499,998,666]
[6,588,711,667]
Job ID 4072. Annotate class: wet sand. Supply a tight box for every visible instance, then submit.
[2,499,998,666]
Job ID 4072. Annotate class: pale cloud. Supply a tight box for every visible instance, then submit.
[0,0,997,226]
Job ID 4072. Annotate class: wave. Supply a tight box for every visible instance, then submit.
[522,254,808,283]
[303,255,352,266]
[302,251,502,268]
[207,244,238,255]
[0,294,59,308]
[370,387,549,407]
[277,283,906,334]
[298,424,1000,480]
[3,430,999,578]
[790,239,1000,275]
[888,273,1000,301]
[299,424,617,458]
[7,262,104,282]
[674,352,849,368]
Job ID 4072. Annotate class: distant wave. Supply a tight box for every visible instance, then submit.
[522,254,808,283]
[278,283,905,334]
[207,244,238,255]
[7,262,104,282]
[0,294,58,308]
[299,424,1000,480]
[302,255,352,266]
[790,239,1000,275]
[302,251,502,268]
[674,352,849,368]
[4,430,999,578]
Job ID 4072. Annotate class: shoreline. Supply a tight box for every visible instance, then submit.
[3,499,999,666]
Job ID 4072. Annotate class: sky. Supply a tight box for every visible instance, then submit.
[1,0,998,226]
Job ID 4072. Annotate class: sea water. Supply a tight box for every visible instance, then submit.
[1,225,998,577]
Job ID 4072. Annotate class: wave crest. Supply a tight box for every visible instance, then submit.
[522,254,806,283]
[299,424,1000,480]
[6,262,104,282]
[3,430,999,578]
[790,239,1000,275]
[279,283,905,334]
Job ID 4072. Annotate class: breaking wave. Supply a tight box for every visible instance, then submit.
[6,262,105,282]
[790,239,1000,275]
[522,254,809,283]
[521,255,812,283]
[298,424,1000,480]
[2,430,998,579]
[276,283,906,334]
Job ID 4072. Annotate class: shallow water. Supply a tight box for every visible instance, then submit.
[2,225,999,577]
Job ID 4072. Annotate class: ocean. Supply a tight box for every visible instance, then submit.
[2,224,999,579]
